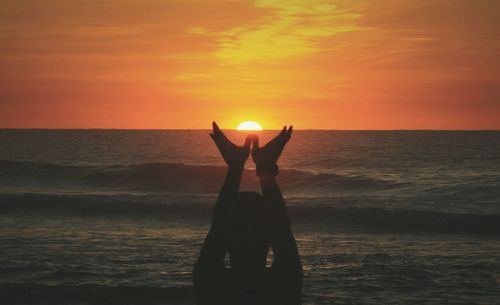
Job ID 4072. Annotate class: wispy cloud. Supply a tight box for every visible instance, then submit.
[190,0,362,64]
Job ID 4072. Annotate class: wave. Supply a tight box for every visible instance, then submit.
[0,283,193,305]
[0,192,499,236]
[0,160,400,194]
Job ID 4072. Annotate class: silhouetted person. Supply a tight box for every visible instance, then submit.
[193,122,302,305]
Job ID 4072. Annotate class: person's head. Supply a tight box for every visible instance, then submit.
[227,191,269,292]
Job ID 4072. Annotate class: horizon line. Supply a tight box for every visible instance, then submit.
[1,128,499,132]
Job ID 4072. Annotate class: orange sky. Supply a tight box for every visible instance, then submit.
[1,0,499,129]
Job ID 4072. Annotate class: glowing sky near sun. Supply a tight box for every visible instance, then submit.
[0,0,499,129]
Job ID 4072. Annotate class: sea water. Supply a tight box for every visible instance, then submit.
[0,130,499,304]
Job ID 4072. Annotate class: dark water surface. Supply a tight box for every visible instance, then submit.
[0,130,499,304]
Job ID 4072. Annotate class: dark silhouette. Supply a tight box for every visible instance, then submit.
[193,122,302,305]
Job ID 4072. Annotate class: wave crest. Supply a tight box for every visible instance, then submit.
[0,160,399,193]
[1,192,498,236]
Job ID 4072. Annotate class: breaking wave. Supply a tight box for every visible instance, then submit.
[0,160,400,194]
[0,192,498,236]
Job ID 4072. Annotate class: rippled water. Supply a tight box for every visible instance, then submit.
[0,130,499,304]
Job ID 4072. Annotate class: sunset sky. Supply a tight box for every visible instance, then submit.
[1,0,499,129]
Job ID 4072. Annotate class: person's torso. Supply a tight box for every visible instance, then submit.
[220,268,286,305]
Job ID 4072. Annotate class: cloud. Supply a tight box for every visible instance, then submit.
[190,0,362,64]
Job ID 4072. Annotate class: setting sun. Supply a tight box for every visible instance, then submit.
[236,121,263,131]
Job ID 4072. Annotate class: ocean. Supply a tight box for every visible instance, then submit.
[0,129,499,304]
